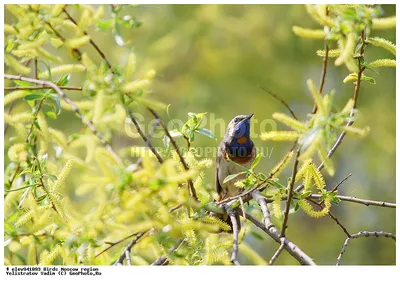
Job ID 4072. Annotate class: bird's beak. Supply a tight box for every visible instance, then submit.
[244,113,254,121]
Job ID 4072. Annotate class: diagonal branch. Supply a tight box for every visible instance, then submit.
[269,240,285,265]
[4,86,82,91]
[250,191,316,265]
[114,232,147,266]
[126,109,164,164]
[308,194,396,209]
[312,6,330,114]
[336,231,396,265]
[4,74,123,165]
[280,149,300,237]
[259,85,298,119]
[223,205,240,265]
[147,107,198,201]
[307,198,351,237]
[151,239,185,266]
[62,6,113,71]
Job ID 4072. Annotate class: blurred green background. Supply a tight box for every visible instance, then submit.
[5,4,396,265]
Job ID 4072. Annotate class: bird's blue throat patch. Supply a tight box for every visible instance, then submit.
[226,137,253,158]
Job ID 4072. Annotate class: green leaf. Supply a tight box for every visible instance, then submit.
[49,94,61,115]
[195,128,216,139]
[45,111,57,119]
[97,19,114,32]
[56,74,70,86]
[36,194,47,202]
[14,80,36,87]
[223,172,246,184]
[43,173,58,180]
[18,186,31,208]
[250,153,262,170]
[361,75,376,84]
[24,94,45,101]
[250,231,265,241]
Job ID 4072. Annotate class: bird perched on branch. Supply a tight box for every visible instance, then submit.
[214,114,256,232]
[216,113,256,201]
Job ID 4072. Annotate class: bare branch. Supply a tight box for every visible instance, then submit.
[127,109,164,164]
[269,240,285,265]
[312,6,329,114]
[95,232,140,258]
[250,191,316,265]
[280,149,300,238]
[308,194,396,209]
[259,85,298,119]
[336,231,396,265]
[63,6,113,71]
[4,74,123,165]
[5,86,82,91]
[151,239,185,266]
[307,198,351,237]
[223,205,240,265]
[114,232,146,266]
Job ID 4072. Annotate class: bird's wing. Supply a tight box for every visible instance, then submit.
[215,151,223,197]
[215,167,223,197]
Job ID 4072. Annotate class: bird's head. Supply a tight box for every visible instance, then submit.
[225,114,254,144]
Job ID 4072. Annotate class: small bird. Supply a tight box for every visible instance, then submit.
[216,114,256,201]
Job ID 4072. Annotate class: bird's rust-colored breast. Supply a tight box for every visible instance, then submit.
[224,146,256,165]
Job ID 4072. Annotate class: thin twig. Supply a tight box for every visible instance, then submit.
[127,109,164,164]
[259,85,297,119]
[269,240,285,265]
[62,6,113,71]
[4,74,123,165]
[318,173,352,205]
[151,239,185,266]
[280,149,300,238]
[307,198,351,237]
[43,19,81,60]
[4,86,82,91]
[95,232,140,258]
[147,108,198,201]
[308,194,396,209]
[114,232,146,265]
[248,191,316,265]
[223,205,240,265]
[312,6,330,114]
[336,231,396,265]
[238,196,247,243]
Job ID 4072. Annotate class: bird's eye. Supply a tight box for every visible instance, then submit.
[234,117,240,122]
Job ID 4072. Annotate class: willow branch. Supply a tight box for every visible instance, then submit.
[62,6,113,71]
[250,191,316,265]
[259,85,297,119]
[269,240,285,265]
[147,107,198,201]
[127,109,164,164]
[4,74,123,165]
[114,232,146,266]
[4,59,31,135]
[151,239,184,266]
[307,198,351,237]
[280,149,300,237]
[336,231,396,265]
[312,6,330,114]
[4,86,82,91]
[95,232,140,258]
[308,194,396,209]
[224,205,240,265]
